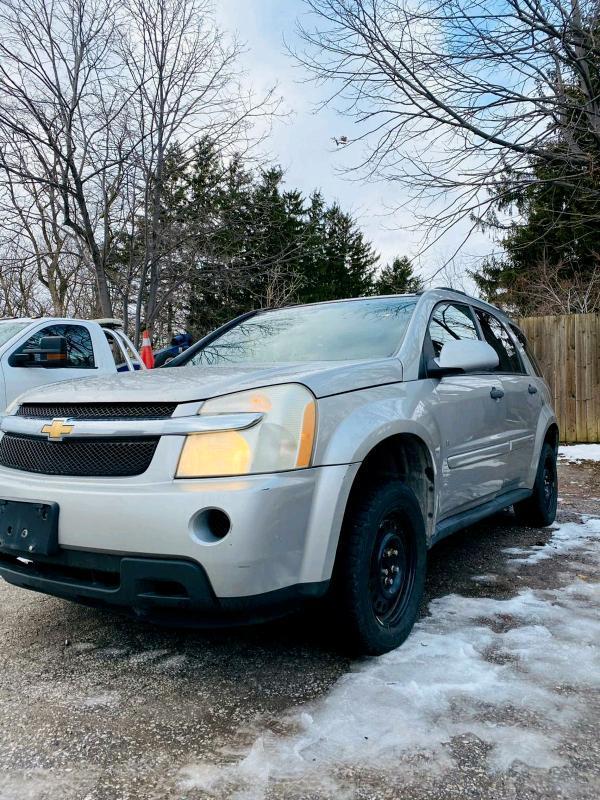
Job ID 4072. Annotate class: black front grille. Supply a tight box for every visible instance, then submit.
[0,434,158,477]
[16,402,176,420]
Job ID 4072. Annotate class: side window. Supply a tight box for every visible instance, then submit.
[104,331,123,368]
[14,324,96,368]
[428,302,479,358]
[510,325,543,377]
[475,310,523,374]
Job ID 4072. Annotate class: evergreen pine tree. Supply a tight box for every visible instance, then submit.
[374,256,424,295]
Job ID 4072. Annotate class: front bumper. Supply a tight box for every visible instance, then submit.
[0,549,327,624]
[0,454,358,609]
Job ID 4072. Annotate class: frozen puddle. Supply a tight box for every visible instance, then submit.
[180,518,600,799]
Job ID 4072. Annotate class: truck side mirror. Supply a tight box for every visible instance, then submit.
[9,335,69,368]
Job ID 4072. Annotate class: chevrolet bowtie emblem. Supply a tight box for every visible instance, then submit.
[41,418,74,441]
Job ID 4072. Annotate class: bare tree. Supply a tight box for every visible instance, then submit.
[296,0,600,256]
[0,0,136,315]
[0,250,49,317]
[123,0,277,339]
[0,149,99,315]
[0,0,276,331]
[503,257,600,315]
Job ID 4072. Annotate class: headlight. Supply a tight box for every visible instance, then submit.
[176,384,317,478]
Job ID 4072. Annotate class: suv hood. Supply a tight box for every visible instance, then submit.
[14,359,403,405]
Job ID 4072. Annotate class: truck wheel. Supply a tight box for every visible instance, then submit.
[331,481,427,656]
[514,442,558,528]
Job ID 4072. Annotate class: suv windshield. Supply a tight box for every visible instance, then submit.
[185,297,417,365]
[0,321,30,348]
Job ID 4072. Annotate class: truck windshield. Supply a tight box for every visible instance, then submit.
[0,321,31,348]
[186,297,417,365]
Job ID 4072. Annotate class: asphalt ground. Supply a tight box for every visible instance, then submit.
[0,458,598,800]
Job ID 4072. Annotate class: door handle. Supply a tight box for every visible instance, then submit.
[528,384,538,394]
[490,387,504,400]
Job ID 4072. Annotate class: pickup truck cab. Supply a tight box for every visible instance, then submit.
[0,317,144,412]
[0,290,558,654]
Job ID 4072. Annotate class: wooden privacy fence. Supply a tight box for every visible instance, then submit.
[519,313,600,444]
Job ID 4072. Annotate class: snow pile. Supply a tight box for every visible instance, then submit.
[558,444,600,463]
[179,518,600,799]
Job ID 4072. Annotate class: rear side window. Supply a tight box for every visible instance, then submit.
[14,324,95,368]
[428,302,479,358]
[475,310,523,374]
[511,325,543,377]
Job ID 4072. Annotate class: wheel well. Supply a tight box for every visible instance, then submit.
[345,434,436,538]
[544,423,559,452]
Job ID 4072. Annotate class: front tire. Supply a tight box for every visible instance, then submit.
[514,441,558,527]
[330,481,427,656]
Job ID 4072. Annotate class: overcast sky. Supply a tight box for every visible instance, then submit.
[216,1,494,288]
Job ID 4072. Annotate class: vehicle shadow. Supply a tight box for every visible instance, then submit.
[43,508,550,658]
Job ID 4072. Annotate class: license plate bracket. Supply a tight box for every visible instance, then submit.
[0,500,59,556]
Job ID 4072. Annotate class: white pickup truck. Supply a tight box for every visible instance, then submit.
[0,317,144,412]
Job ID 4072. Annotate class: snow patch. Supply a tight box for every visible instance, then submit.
[558,444,600,463]
[128,648,171,665]
[179,517,600,798]
[156,654,186,671]
[502,517,600,565]
[81,691,121,709]
[471,573,499,585]
[70,641,96,653]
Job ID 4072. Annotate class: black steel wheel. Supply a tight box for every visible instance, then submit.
[514,441,558,528]
[369,513,417,628]
[329,481,427,655]
[541,453,558,513]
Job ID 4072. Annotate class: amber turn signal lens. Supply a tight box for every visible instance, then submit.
[296,400,316,468]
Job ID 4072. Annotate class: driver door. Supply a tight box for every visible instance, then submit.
[422,302,512,520]
[3,323,97,407]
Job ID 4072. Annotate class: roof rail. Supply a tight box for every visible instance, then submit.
[433,286,473,298]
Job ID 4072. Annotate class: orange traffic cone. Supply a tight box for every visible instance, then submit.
[140,329,155,369]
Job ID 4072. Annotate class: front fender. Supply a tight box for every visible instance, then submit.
[314,383,440,470]
[300,384,441,585]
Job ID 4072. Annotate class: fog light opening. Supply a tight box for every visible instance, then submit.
[206,509,231,539]
[190,508,231,544]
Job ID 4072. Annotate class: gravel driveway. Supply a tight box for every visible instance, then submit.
[1,458,599,800]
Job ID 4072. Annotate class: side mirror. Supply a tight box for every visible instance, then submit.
[428,339,499,377]
[9,335,68,368]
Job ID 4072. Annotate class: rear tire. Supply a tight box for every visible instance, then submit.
[514,441,558,528]
[330,481,427,656]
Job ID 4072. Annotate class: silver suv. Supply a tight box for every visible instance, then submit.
[0,289,558,654]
